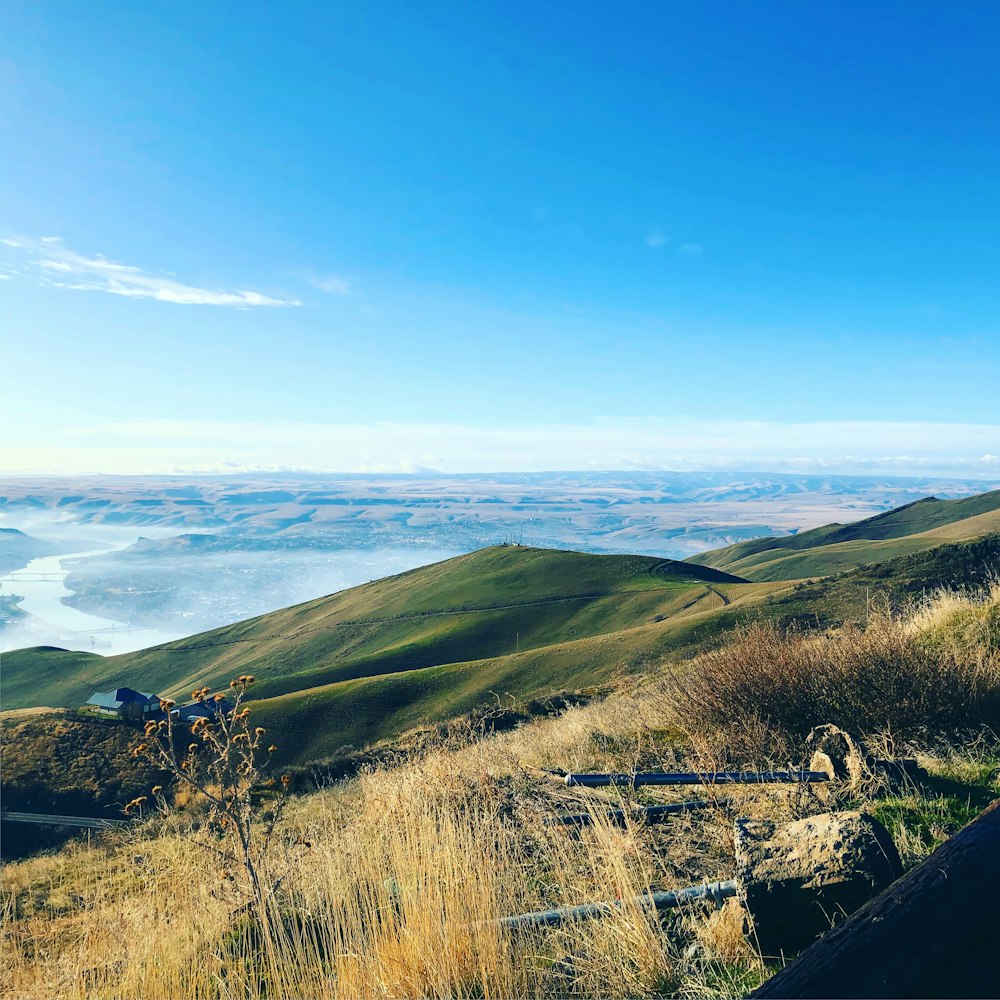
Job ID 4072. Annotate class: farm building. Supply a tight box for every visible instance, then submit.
[86,687,162,721]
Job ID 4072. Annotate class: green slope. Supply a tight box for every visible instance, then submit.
[687,491,1000,581]
[256,530,1000,765]
[1,546,744,712]
[0,647,104,712]
[5,529,999,774]
[252,578,781,763]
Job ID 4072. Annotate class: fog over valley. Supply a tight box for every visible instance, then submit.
[1,471,996,655]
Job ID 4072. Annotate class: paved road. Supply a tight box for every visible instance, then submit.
[1,810,127,829]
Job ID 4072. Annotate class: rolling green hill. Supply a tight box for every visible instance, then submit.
[1,547,745,715]
[218,530,1000,765]
[4,532,996,801]
[4,501,1000,777]
[686,491,1000,581]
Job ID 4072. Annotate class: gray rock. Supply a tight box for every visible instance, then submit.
[734,810,902,957]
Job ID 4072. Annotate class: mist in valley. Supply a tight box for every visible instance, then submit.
[0,513,461,655]
[3,471,997,657]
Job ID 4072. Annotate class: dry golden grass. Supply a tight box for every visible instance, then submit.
[651,587,1000,756]
[3,588,998,999]
[905,581,1000,660]
[0,707,808,999]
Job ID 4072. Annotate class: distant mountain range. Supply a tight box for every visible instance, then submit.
[5,488,999,772]
[4,471,998,556]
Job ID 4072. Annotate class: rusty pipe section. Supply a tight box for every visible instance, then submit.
[563,770,830,788]
[498,880,738,930]
[545,799,728,828]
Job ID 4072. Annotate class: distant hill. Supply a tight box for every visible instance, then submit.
[1,647,107,711]
[686,491,1000,581]
[0,528,64,575]
[1,547,745,715]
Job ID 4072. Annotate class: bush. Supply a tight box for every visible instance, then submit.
[658,593,1000,753]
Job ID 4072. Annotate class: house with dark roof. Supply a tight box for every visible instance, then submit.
[172,697,233,723]
[86,687,162,721]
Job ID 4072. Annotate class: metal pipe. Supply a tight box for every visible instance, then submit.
[498,879,739,930]
[545,799,728,828]
[563,770,830,788]
[1,810,128,829]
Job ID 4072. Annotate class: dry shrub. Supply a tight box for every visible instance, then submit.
[658,593,1000,756]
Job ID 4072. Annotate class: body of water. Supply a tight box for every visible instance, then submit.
[0,547,182,655]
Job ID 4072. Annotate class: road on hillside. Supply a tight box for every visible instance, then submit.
[704,585,731,606]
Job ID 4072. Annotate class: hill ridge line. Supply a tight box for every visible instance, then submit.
[155,588,697,655]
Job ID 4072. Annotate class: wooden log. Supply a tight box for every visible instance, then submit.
[751,798,1000,999]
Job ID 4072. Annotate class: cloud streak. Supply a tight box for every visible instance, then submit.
[6,418,999,478]
[306,272,352,295]
[1,235,300,307]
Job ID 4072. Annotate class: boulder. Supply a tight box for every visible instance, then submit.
[734,810,902,957]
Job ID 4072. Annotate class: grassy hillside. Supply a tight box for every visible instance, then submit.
[687,491,1000,580]
[0,708,172,860]
[0,709,168,817]
[7,525,1000,768]
[5,583,998,1000]
[252,531,1000,764]
[2,547,744,714]
[252,577,780,764]
[0,647,105,712]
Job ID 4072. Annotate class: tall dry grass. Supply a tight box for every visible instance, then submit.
[2,737,703,999]
[653,588,1000,758]
[3,587,998,999]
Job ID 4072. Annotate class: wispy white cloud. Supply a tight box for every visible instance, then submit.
[6,418,999,478]
[306,272,352,295]
[1,235,300,307]
[645,229,668,249]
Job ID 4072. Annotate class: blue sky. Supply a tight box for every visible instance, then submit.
[2,1,998,476]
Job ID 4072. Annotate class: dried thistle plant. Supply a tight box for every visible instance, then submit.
[134,676,307,908]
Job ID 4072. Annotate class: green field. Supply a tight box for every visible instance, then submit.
[686,491,1000,580]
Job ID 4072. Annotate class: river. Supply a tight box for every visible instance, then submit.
[0,546,182,655]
